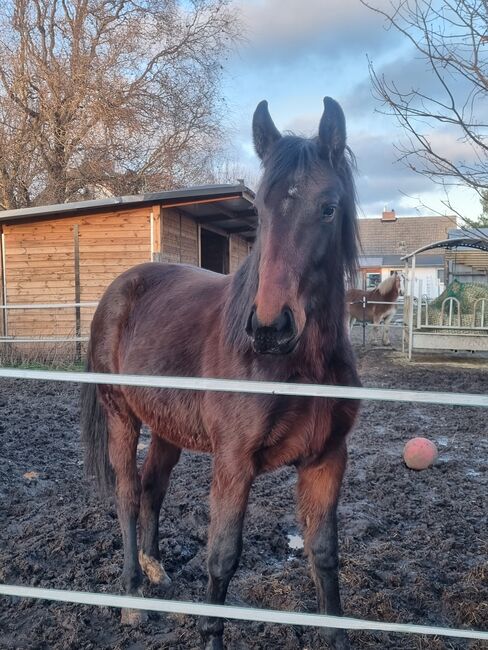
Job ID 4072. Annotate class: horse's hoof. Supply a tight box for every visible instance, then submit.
[120,607,148,625]
[139,551,172,588]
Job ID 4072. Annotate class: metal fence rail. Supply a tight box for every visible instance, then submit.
[348,298,405,346]
[0,302,98,310]
[0,301,97,347]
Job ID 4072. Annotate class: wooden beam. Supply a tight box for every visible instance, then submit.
[73,224,81,361]
[176,205,257,236]
[225,225,254,234]
[200,223,228,238]
[197,213,232,224]
[151,204,161,261]
[0,229,7,337]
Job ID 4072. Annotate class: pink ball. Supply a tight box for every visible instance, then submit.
[403,437,438,470]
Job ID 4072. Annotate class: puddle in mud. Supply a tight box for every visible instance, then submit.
[287,533,304,550]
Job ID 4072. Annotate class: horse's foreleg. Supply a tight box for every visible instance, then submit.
[199,457,254,649]
[297,442,349,650]
[382,312,394,346]
[139,435,181,588]
[106,409,144,624]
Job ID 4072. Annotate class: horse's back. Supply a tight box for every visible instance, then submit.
[346,288,365,320]
[89,262,228,375]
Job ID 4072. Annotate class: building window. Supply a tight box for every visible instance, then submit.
[366,272,381,289]
[437,269,444,283]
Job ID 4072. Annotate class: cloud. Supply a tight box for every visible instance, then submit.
[223,1,485,222]
[236,0,397,63]
[351,131,434,216]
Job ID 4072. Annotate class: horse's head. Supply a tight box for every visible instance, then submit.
[395,272,405,297]
[246,97,358,355]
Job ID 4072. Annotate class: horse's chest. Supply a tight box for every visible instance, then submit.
[256,399,333,472]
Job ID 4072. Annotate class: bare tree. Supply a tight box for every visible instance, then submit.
[0,0,241,208]
[362,0,488,230]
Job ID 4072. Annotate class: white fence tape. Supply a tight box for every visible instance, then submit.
[0,585,487,641]
[0,367,487,408]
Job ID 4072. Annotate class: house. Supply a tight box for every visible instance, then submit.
[358,209,454,298]
[0,183,256,342]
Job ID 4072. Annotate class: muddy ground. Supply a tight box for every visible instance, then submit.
[0,337,487,649]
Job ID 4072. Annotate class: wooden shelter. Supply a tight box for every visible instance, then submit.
[402,237,488,359]
[0,184,256,344]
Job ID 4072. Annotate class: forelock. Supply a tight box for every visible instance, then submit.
[259,135,323,201]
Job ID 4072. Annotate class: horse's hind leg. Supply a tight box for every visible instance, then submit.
[199,455,254,649]
[370,318,380,344]
[139,435,181,588]
[297,442,350,650]
[105,406,144,624]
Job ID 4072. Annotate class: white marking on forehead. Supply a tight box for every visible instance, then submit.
[287,185,299,197]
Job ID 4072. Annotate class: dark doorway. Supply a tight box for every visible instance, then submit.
[200,229,229,274]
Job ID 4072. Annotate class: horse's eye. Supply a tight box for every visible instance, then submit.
[321,205,336,222]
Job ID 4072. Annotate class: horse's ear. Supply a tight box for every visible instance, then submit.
[318,97,346,166]
[253,100,281,161]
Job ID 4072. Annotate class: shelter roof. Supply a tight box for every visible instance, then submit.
[382,254,444,267]
[0,183,258,241]
[359,254,444,268]
[402,237,488,260]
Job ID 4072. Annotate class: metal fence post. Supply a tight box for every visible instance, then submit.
[362,296,366,346]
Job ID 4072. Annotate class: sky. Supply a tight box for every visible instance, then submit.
[220,0,483,221]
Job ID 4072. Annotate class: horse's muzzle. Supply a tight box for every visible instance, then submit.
[246,306,299,355]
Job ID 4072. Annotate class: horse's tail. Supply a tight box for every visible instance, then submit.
[80,349,114,498]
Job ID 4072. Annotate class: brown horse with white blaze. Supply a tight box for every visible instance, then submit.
[81,97,361,650]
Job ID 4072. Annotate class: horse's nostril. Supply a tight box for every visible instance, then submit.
[281,308,293,334]
[276,307,295,338]
[245,307,258,336]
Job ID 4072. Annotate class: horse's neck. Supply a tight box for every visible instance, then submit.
[303,278,347,367]
[368,287,382,299]
[380,284,398,302]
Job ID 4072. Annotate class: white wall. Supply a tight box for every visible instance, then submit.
[412,269,443,299]
[382,267,444,299]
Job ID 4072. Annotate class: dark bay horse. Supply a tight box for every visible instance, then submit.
[347,272,404,345]
[81,97,360,650]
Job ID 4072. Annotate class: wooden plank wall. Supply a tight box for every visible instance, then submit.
[2,207,152,339]
[1,204,251,342]
[161,209,199,266]
[229,234,250,273]
[445,250,488,273]
[0,231,4,337]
